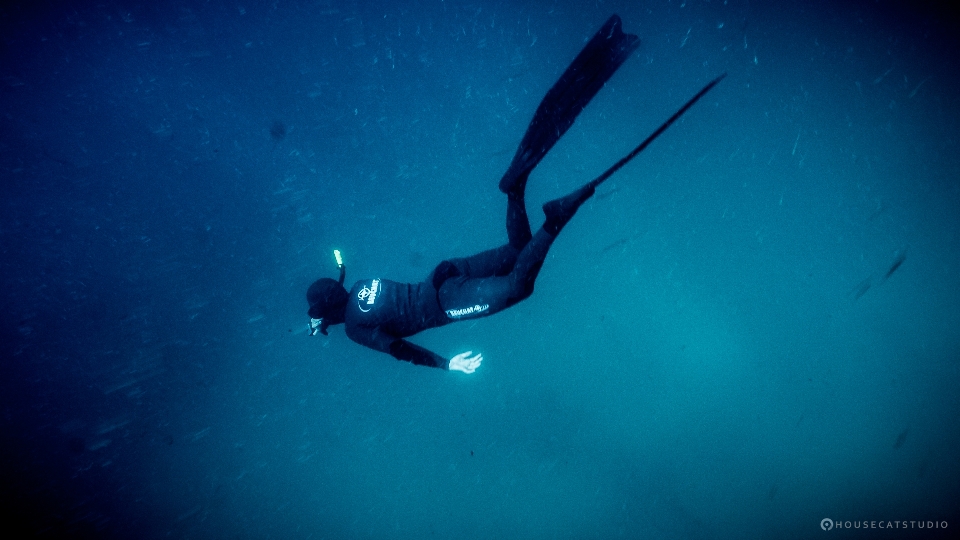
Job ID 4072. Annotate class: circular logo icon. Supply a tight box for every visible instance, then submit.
[357,286,372,301]
[821,518,834,531]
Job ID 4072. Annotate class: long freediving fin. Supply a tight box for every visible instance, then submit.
[539,73,727,235]
[586,73,727,191]
[499,14,641,195]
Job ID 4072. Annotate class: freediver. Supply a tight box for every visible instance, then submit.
[306,15,725,373]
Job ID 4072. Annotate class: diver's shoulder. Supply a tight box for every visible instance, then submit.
[345,277,393,315]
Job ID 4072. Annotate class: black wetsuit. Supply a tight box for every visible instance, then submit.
[341,15,641,369]
[344,277,452,368]
[344,236,544,369]
[335,15,723,369]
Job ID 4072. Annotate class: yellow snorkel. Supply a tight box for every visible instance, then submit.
[333,249,345,285]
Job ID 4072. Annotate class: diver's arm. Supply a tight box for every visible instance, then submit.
[391,342,482,373]
[348,322,449,369]
[387,339,450,369]
[346,319,483,372]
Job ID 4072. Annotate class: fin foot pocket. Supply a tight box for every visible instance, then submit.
[542,184,596,236]
[499,14,641,195]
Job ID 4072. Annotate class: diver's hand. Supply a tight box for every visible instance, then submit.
[449,351,483,374]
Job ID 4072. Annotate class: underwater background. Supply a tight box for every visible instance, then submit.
[2,0,958,538]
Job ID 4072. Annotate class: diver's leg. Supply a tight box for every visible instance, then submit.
[507,180,594,291]
[457,244,519,277]
[438,215,576,320]
[438,274,514,321]
[505,228,555,305]
[506,178,533,250]
[437,225,555,318]
[438,221,580,320]
[432,183,533,290]
[430,242,520,292]
[499,15,640,195]
[501,183,598,303]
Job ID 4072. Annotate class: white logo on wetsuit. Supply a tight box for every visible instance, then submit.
[446,304,489,319]
[357,279,380,313]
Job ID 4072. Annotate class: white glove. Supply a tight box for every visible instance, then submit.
[449,351,483,374]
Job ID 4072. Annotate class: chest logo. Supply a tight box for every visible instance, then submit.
[357,279,381,312]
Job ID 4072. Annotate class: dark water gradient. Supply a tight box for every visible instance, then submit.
[2,0,958,538]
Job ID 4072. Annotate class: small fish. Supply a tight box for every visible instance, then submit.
[596,186,622,201]
[851,277,873,300]
[873,68,893,84]
[599,238,629,255]
[908,77,930,98]
[882,250,907,282]
[893,428,908,449]
[270,120,287,141]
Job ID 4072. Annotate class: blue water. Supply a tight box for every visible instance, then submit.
[2,0,958,538]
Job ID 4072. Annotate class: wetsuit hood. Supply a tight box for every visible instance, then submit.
[307,278,348,333]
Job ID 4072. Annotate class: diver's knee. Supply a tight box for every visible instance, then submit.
[514,284,535,304]
[431,260,462,290]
